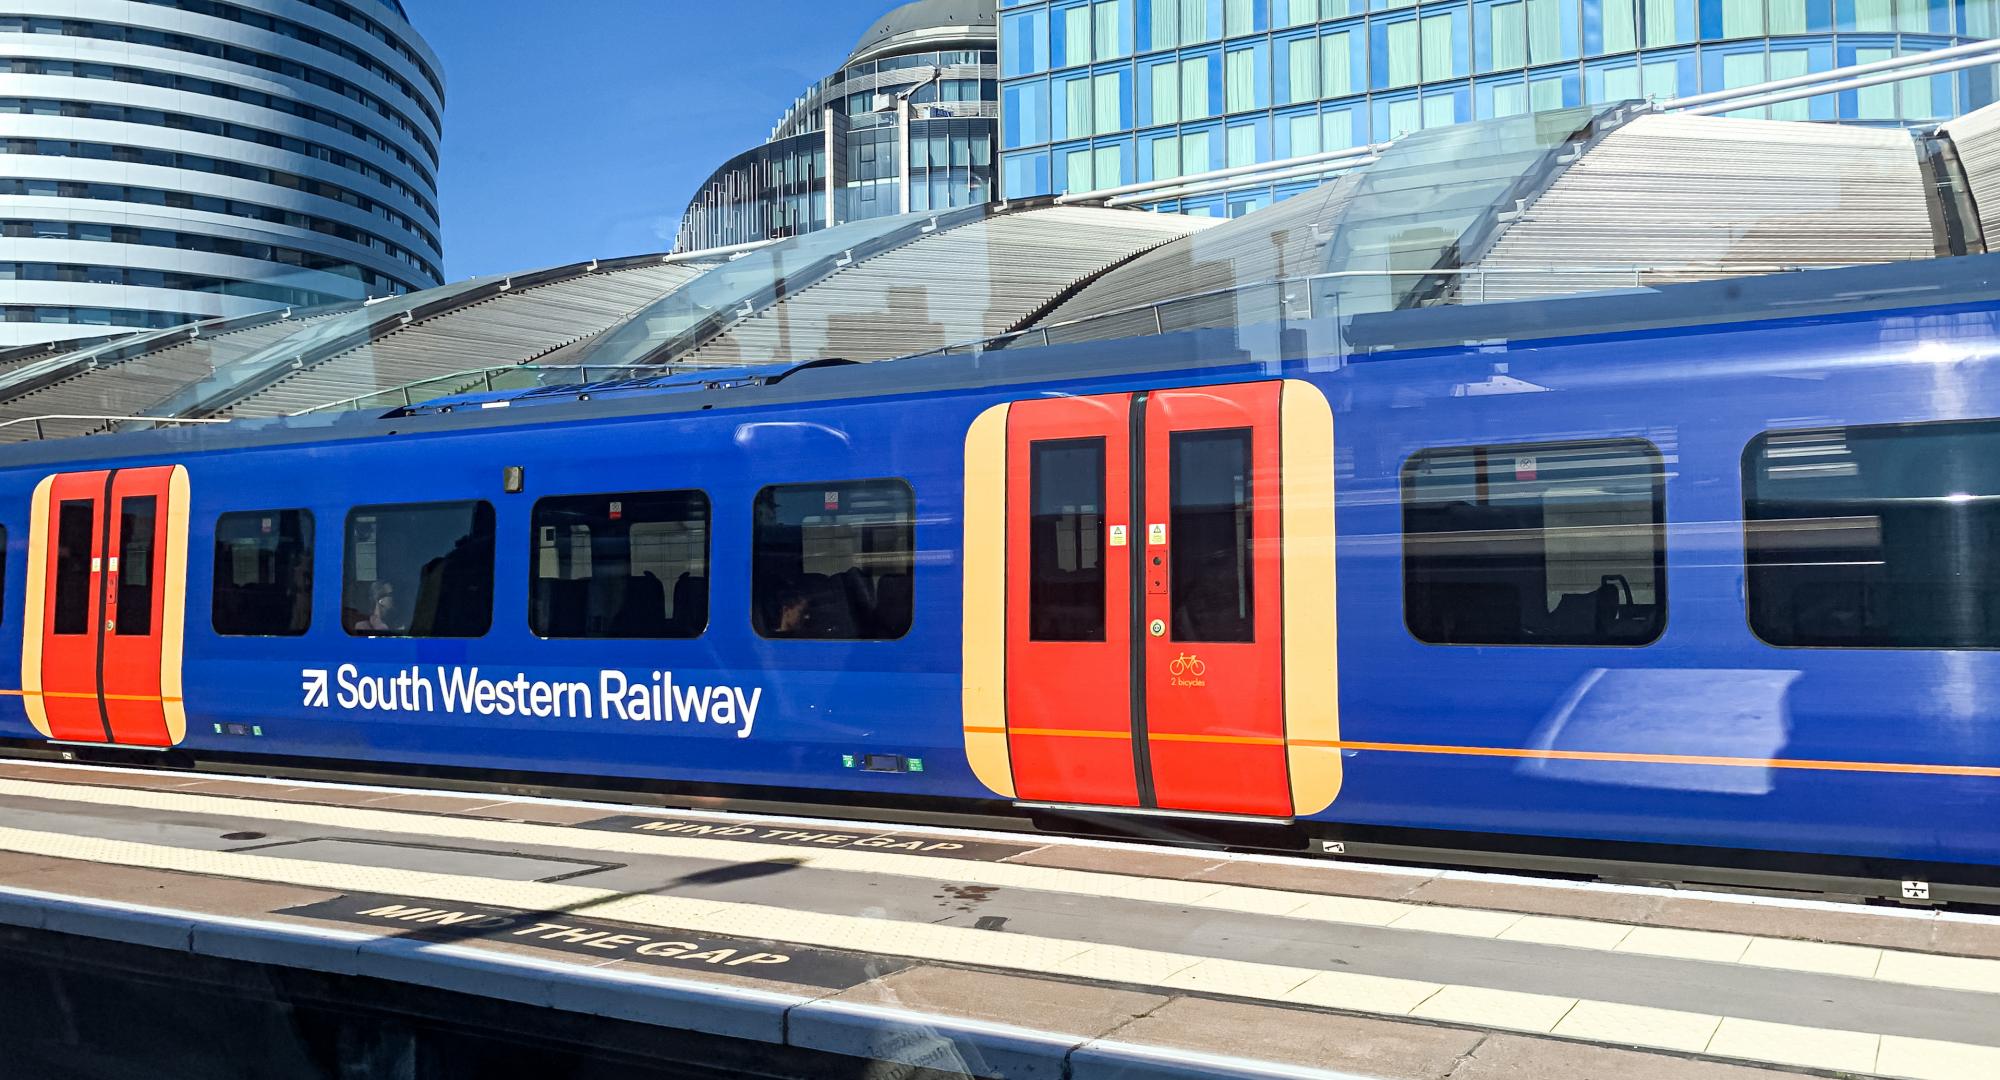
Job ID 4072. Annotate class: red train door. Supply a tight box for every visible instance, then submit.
[23,466,191,748]
[1004,394,1139,806]
[996,384,1292,817]
[1141,385,1288,816]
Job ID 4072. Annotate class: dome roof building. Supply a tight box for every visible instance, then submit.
[674,0,999,253]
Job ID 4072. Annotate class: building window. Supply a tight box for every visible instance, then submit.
[1005,149,1053,197]
[1094,0,1134,60]
[344,501,494,638]
[1094,68,1132,134]
[1404,439,1666,646]
[1643,0,1696,45]
[1004,79,1052,147]
[1224,0,1268,35]
[1225,41,1269,111]
[1421,9,1468,84]
[1275,0,1319,27]
[1746,420,2000,649]
[213,510,313,637]
[530,490,710,639]
[1323,29,1360,97]
[1376,17,1423,88]
[1183,52,1220,117]
[1280,33,1321,103]
[1056,2,1095,68]
[1143,0,1188,49]
[753,480,915,640]
[1142,56,1183,124]
[1591,0,1640,53]
[1030,439,1107,642]
[1056,72,1094,140]
[1003,8,1052,76]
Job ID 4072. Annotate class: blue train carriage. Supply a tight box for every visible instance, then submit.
[0,255,1995,895]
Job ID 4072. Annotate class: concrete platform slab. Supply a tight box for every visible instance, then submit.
[1646,896,1943,954]
[1004,844,1228,879]
[1190,860,1433,901]
[825,966,1167,1038]
[1096,997,1485,1079]
[1448,1035,1800,1080]
[1404,877,1667,924]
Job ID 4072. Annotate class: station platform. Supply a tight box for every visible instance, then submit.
[0,759,1994,1079]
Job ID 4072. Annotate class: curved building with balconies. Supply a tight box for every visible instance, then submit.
[675,0,1000,252]
[0,0,445,348]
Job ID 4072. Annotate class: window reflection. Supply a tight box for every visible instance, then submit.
[1404,439,1666,646]
[1746,420,2000,649]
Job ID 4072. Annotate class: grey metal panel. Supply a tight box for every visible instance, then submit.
[1032,177,1359,340]
[221,260,718,418]
[681,206,1208,366]
[1947,100,2000,243]
[1465,113,1935,301]
[0,311,342,442]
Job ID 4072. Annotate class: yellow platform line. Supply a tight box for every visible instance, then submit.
[0,776,1994,1000]
[0,822,1985,1079]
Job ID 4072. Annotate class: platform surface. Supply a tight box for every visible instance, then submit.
[0,759,1995,1079]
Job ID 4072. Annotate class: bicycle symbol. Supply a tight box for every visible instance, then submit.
[1169,653,1206,677]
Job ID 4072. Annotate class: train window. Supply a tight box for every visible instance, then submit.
[1746,420,2000,649]
[1172,428,1254,643]
[114,495,156,636]
[530,490,710,639]
[212,510,314,636]
[1403,439,1666,647]
[344,501,494,638]
[752,480,914,640]
[1029,438,1107,642]
[52,500,92,636]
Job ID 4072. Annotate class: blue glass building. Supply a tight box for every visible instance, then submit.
[998,0,2000,214]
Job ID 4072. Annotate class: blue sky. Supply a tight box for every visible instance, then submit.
[417,1,895,279]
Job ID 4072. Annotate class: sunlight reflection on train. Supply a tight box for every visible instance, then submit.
[1519,669,1801,795]
[732,420,852,451]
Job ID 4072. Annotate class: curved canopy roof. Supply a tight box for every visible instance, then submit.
[0,98,1991,442]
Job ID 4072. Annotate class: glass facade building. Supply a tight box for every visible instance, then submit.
[0,0,445,348]
[999,0,2000,214]
[676,0,1001,252]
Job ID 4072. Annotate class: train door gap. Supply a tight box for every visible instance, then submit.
[1127,391,1156,810]
[90,469,116,743]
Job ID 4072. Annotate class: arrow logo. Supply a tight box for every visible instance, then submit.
[301,669,329,708]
